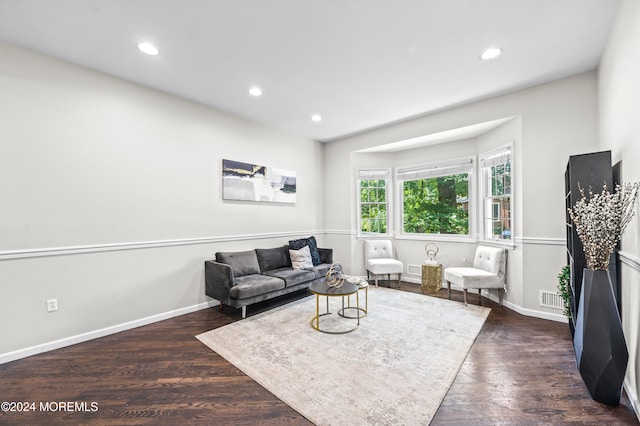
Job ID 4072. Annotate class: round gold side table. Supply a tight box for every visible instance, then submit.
[339,277,368,319]
[309,281,360,334]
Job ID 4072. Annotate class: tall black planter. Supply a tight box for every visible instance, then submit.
[573,269,628,406]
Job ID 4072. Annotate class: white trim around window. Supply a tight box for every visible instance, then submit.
[479,144,514,245]
[356,168,392,238]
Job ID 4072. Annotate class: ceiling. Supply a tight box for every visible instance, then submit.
[357,116,516,152]
[0,0,620,142]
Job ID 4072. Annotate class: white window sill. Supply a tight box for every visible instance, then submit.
[395,234,476,243]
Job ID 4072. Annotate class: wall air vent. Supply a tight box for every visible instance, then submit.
[407,264,422,276]
[539,290,564,310]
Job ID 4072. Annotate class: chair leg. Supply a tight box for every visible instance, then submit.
[447,281,451,299]
[397,273,402,288]
[375,275,379,287]
[499,289,503,307]
[463,289,468,306]
[241,305,247,319]
[219,303,224,313]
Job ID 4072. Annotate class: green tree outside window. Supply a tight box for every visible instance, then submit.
[360,179,387,234]
[402,173,469,234]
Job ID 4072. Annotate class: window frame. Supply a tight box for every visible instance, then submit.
[356,168,392,238]
[479,144,514,244]
[395,156,476,242]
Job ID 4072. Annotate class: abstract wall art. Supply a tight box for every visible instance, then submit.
[222,159,296,204]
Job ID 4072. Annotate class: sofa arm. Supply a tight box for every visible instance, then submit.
[318,248,333,264]
[205,260,235,303]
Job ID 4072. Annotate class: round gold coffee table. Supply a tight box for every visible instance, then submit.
[309,280,360,334]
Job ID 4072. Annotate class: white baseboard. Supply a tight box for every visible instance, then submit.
[624,378,640,422]
[403,276,422,285]
[0,300,219,365]
[404,275,567,323]
[500,299,567,323]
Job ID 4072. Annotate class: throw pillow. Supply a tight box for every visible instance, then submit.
[288,236,322,266]
[256,246,290,272]
[216,250,260,277]
[289,245,313,270]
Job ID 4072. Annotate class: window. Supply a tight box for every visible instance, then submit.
[481,147,512,240]
[396,158,474,238]
[357,170,390,235]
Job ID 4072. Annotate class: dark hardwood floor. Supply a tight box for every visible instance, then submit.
[1,282,638,425]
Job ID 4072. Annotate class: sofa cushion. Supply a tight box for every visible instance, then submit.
[256,245,291,272]
[289,236,321,266]
[366,258,403,275]
[312,263,332,279]
[229,274,286,300]
[216,250,260,278]
[444,267,503,289]
[289,245,313,270]
[263,268,316,287]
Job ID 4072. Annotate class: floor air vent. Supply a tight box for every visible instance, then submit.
[539,290,564,310]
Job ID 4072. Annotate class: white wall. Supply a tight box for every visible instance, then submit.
[0,42,324,357]
[324,71,599,319]
[598,0,640,413]
[0,37,610,363]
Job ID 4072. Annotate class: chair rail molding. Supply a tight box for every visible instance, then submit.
[618,251,640,272]
[0,230,325,261]
[514,236,566,246]
[324,229,356,236]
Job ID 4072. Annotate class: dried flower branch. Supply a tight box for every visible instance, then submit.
[568,181,640,270]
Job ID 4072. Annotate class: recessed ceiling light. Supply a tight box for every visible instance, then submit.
[137,42,160,56]
[249,87,263,97]
[480,47,502,60]
[311,114,322,122]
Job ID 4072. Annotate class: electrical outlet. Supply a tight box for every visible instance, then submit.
[46,298,58,312]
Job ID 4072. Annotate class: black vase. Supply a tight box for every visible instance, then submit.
[573,269,628,406]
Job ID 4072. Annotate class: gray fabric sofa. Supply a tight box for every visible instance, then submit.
[205,244,334,318]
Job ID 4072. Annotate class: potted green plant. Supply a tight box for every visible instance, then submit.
[557,266,571,319]
[567,181,639,405]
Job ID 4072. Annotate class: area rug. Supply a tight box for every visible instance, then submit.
[197,286,490,425]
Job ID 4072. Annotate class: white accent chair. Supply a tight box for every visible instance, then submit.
[364,240,404,288]
[444,246,506,306]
